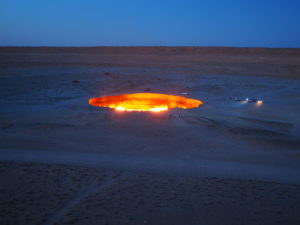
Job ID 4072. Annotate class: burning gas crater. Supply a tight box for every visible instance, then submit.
[89,93,203,112]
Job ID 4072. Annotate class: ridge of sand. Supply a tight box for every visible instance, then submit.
[1,149,300,185]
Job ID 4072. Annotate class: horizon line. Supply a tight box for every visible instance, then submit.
[0,45,300,49]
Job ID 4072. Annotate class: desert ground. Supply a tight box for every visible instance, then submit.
[1,47,300,225]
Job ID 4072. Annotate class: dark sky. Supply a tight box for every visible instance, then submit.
[0,0,299,47]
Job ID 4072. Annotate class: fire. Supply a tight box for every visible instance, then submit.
[89,93,203,112]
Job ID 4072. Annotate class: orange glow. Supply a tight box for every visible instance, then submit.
[89,93,203,112]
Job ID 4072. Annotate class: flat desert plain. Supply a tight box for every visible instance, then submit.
[1,47,300,225]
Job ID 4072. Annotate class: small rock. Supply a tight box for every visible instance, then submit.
[72,80,79,84]
[1,121,13,129]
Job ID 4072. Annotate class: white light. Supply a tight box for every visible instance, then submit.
[116,106,125,111]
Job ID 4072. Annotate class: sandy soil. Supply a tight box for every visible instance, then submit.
[1,162,300,225]
[0,47,300,224]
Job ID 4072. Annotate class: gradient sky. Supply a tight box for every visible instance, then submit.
[0,0,299,47]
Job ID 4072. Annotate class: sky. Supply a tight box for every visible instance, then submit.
[0,0,299,47]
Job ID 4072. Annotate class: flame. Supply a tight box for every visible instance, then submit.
[89,93,203,112]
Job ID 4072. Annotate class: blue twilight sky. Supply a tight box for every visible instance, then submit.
[0,0,299,47]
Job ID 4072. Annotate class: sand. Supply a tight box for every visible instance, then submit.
[0,47,300,224]
[1,161,300,225]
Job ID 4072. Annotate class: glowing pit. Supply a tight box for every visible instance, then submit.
[89,93,203,112]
